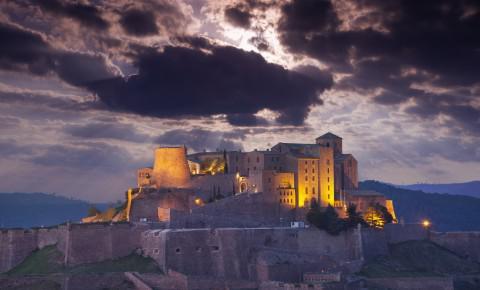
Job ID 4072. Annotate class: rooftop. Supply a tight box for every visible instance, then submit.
[316,132,342,140]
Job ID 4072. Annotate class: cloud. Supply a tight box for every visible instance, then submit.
[224,5,252,28]
[36,0,109,31]
[119,9,158,36]
[88,43,332,126]
[64,122,151,142]
[277,0,480,135]
[155,129,244,152]
[31,142,136,172]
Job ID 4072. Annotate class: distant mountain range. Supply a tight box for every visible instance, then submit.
[397,181,480,199]
[360,180,480,232]
[2,181,480,231]
[0,193,110,228]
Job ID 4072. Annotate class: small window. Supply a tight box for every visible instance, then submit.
[305,161,307,165]
[254,166,257,170]
[279,199,282,203]
[153,248,159,254]
[327,159,330,165]
[305,175,308,181]
[311,160,314,164]
[268,177,272,183]
[175,248,181,253]
[248,157,250,163]
[195,247,202,253]
[305,187,308,194]
[211,246,220,251]
[312,187,315,194]
[257,157,260,163]
[305,169,308,173]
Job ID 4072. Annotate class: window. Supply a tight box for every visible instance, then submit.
[305,187,308,194]
[312,187,315,194]
[327,168,330,173]
[211,246,220,252]
[254,166,257,170]
[312,160,314,164]
[268,177,271,183]
[236,156,239,162]
[312,176,315,181]
[328,194,330,199]
[248,157,250,163]
[305,169,308,173]
[175,248,181,253]
[305,175,308,181]
[327,159,330,165]
[279,199,282,203]
[257,157,260,163]
[305,161,307,165]
[312,168,315,173]
[327,177,330,182]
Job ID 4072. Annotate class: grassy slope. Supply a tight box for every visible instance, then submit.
[360,240,480,278]
[5,245,161,276]
[360,180,480,231]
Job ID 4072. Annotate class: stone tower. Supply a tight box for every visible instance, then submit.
[316,132,342,157]
[153,146,191,188]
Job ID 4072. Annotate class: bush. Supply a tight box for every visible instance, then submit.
[307,204,367,235]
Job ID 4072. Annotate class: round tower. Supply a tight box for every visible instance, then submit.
[153,146,191,188]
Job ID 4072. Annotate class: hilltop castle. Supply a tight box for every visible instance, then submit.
[128,132,395,223]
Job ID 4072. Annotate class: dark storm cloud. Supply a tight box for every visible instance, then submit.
[35,0,109,31]
[155,129,244,152]
[224,6,252,28]
[64,122,151,142]
[120,9,158,36]
[278,0,480,134]
[226,113,269,126]
[0,22,118,86]
[88,44,332,126]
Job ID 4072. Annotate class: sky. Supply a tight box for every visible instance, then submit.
[0,0,479,202]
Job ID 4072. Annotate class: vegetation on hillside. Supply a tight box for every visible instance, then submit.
[360,180,480,231]
[359,240,480,278]
[5,245,161,276]
[306,202,371,235]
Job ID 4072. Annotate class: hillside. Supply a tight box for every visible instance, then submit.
[360,181,480,231]
[0,193,110,228]
[399,181,480,199]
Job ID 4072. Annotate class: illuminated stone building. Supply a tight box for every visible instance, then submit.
[135,133,394,219]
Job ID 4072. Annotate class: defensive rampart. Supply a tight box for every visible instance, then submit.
[431,231,480,263]
[141,227,363,281]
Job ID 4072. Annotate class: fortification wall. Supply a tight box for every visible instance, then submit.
[0,227,60,273]
[384,223,428,243]
[431,232,480,263]
[63,222,147,266]
[129,189,193,222]
[141,227,361,280]
[191,193,295,226]
[191,173,238,198]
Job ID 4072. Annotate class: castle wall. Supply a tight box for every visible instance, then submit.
[129,189,193,222]
[190,193,294,226]
[141,227,362,281]
[190,173,238,199]
[431,232,480,263]
[63,222,146,266]
[0,227,60,273]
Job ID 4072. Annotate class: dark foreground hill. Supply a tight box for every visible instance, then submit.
[360,180,480,231]
[398,181,480,199]
[0,193,109,228]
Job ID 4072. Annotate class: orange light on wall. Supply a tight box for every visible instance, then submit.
[194,198,203,206]
[422,219,431,228]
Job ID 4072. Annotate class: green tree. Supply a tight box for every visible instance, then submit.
[87,206,100,217]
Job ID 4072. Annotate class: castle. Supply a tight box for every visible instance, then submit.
[2,133,479,290]
[130,132,395,223]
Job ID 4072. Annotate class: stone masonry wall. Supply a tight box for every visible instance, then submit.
[63,222,147,266]
[0,227,59,273]
[141,227,362,280]
[431,232,480,263]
